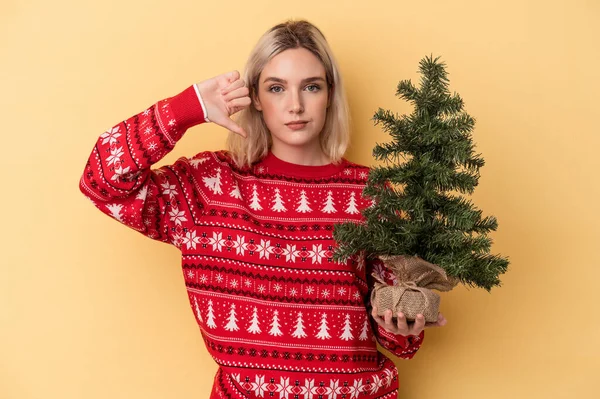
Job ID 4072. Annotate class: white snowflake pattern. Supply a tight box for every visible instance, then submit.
[186,270,194,279]
[234,235,246,255]
[142,109,151,116]
[199,275,208,283]
[305,286,315,295]
[171,233,183,247]
[168,119,176,126]
[230,372,392,399]
[106,147,124,166]
[353,291,362,300]
[168,207,187,226]
[309,244,328,264]
[343,168,352,175]
[321,289,330,298]
[369,375,381,395]
[230,280,239,288]
[359,171,368,179]
[161,182,178,197]
[253,375,267,397]
[284,244,298,262]
[144,127,153,135]
[351,379,364,399]
[289,288,298,297]
[208,232,226,252]
[273,283,282,292]
[244,279,252,288]
[257,285,266,293]
[100,127,122,145]
[111,165,131,181]
[182,230,201,250]
[215,274,224,283]
[337,287,347,296]
[256,239,273,259]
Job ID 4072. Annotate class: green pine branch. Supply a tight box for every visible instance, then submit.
[333,54,510,292]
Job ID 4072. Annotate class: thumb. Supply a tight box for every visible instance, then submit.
[222,117,247,138]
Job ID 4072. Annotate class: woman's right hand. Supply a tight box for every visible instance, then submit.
[196,70,251,137]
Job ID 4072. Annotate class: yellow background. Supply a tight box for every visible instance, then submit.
[2,0,598,398]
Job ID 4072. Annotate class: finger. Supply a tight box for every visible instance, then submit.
[221,78,246,96]
[227,97,252,114]
[396,312,408,334]
[411,314,425,335]
[371,307,386,329]
[371,306,378,319]
[218,70,241,88]
[434,313,447,327]
[424,313,445,328]
[223,85,250,102]
[383,309,393,327]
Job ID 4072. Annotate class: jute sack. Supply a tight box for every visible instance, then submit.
[371,254,459,323]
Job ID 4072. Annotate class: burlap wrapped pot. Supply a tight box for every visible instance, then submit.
[371,254,459,323]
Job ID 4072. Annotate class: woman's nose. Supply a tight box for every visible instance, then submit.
[289,90,304,113]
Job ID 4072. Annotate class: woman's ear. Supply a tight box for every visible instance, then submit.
[252,90,263,112]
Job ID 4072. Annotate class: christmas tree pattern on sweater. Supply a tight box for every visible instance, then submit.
[79,84,424,399]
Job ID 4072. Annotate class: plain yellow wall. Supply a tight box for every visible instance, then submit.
[2,0,598,398]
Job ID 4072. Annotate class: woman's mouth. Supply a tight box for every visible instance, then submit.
[286,122,308,130]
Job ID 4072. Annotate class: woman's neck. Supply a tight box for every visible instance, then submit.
[270,144,331,166]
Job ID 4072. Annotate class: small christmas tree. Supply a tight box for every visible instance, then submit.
[271,188,287,212]
[291,311,307,338]
[206,300,217,329]
[247,306,262,334]
[315,313,331,339]
[269,310,283,336]
[249,184,262,211]
[333,55,509,319]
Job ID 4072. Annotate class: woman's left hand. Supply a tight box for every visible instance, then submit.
[371,306,448,337]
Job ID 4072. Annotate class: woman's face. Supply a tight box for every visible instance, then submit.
[253,47,330,159]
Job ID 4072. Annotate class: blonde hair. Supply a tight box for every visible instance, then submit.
[226,19,351,169]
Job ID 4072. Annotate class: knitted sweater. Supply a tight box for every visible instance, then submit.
[79,85,425,399]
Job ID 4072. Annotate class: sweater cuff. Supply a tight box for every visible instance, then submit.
[378,324,423,346]
[168,85,209,131]
[193,83,210,123]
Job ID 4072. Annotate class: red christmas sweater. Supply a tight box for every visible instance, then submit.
[79,84,425,399]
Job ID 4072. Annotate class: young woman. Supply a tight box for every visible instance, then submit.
[79,19,446,399]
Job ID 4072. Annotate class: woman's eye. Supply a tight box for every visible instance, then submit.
[268,85,321,93]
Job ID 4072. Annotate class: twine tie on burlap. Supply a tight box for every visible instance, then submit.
[370,255,459,322]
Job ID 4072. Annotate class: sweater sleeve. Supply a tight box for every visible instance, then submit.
[372,320,425,360]
[365,256,425,359]
[78,85,209,246]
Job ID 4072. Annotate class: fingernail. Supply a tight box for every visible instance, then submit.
[398,313,404,318]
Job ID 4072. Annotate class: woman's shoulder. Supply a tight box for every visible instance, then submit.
[339,157,372,182]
